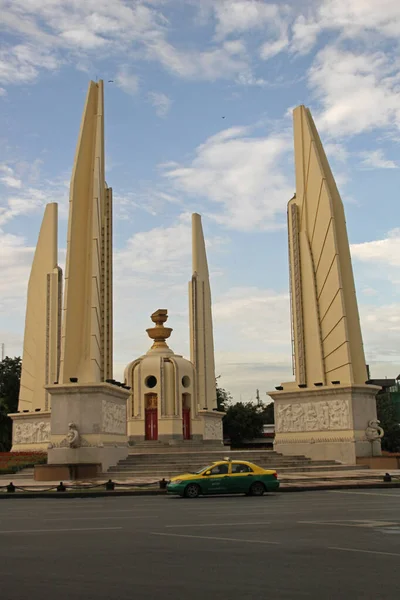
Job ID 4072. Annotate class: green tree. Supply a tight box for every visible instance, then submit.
[216,376,232,412]
[377,392,400,453]
[0,356,21,451]
[216,386,232,412]
[223,402,264,446]
[261,401,275,424]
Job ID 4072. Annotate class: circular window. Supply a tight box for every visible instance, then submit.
[182,375,191,388]
[145,375,157,389]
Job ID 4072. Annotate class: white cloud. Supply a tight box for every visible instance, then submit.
[0,0,254,88]
[145,36,249,81]
[0,176,22,189]
[351,229,400,268]
[360,303,400,366]
[210,1,290,64]
[148,91,171,117]
[359,149,398,169]
[291,14,321,55]
[115,66,139,95]
[260,35,289,61]
[0,231,34,315]
[323,142,349,162]
[318,0,400,37]
[162,125,293,231]
[213,286,291,345]
[0,43,60,85]
[115,216,192,278]
[0,164,22,189]
[361,287,378,297]
[235,71,267,87]
[308,46,400,136]
[212,1,288,38]
[0,87,6,96]
[0,162,69,226]
[292,0,400,54]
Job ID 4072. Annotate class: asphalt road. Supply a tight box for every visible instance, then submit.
[1,490,400,599]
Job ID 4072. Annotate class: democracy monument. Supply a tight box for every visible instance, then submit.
[9,80,223,479]
[8,81,382,477]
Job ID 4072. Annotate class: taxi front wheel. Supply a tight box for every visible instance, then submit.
[184,483,201,498]
[249,482,265,496]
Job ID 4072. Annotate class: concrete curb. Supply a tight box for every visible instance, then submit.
[1,481,400,499]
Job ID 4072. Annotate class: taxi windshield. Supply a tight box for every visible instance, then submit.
[193,465,213,474]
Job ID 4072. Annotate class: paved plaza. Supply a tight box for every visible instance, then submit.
[1,489,400,599]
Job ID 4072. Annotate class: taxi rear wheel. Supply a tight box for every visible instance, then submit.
[184,483,201,498]
[249,481,265,496]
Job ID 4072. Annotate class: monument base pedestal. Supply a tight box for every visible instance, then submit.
[127,409,225,446]
[196,410,224,443]
[34,462,101,481]
[46,382,130,474]
[268,384,381,465]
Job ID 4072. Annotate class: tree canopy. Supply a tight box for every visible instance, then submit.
[261,401,274,424]
[223,402,264,445]
[377,392,400,453]
[0,356,21,451]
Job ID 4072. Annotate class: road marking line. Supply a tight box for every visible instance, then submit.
[43,515,158,521]
[165,521,270,528]
[151,532,279,544]
[178,510,273,517]
[300,520,399,528]
[328,491,400,498]
[300,521,358,528]
[329,546,400,558]
[0,526,123,534]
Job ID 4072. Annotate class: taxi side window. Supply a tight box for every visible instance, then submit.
[231,463,253,474]
[210,464,228,475]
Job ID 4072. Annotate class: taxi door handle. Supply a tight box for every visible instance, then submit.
[223,476,229,478]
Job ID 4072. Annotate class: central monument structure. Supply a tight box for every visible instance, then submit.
[268,105,380,464]
[124,214,223,446]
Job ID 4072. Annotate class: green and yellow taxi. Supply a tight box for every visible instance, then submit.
[166,458,279,498]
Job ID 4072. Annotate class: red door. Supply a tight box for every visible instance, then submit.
[182,407,191,440]
[145,408,158,441]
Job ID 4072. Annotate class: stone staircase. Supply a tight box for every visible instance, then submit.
[106,449,369,479]
[0,468,35,480]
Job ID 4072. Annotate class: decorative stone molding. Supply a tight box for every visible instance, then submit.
[13,421,50,445]
[290,202,306,384]
[48,435,92,449]
[276,398,351,432]
[102,399,126,434]
[270,384,380,402]
[45,382,129,400]
[276,434,355,444]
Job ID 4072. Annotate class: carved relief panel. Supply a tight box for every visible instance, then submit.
[13,420,51,444]
[102,399,127,434]
[276,399,351,433]
[204,418,223,440]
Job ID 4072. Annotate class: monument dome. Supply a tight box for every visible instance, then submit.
[124,310,196,444]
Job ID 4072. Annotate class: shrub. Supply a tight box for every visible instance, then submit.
[0,452,47,472]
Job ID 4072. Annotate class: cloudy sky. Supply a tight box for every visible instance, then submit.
[1,0,399,402]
